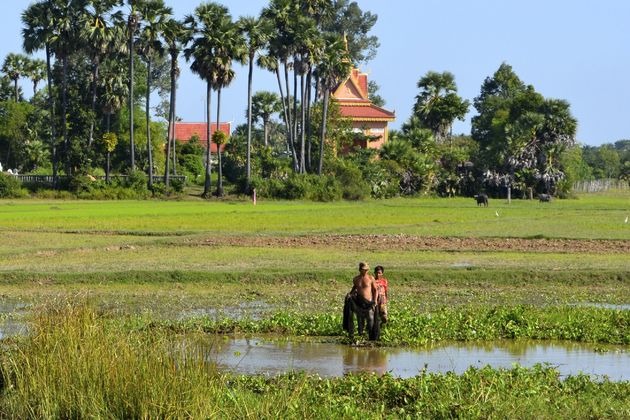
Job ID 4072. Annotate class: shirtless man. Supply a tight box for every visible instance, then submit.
[343,262,379,340]
[352,261,378,305]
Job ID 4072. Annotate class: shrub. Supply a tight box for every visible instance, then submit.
[0,173,25,198]
[124,170,148,192]
[328,160,370,200]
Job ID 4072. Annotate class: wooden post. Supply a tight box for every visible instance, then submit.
[252,188,257,205]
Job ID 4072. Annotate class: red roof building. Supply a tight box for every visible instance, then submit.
[173,122,232,153]
[333,68,395,150]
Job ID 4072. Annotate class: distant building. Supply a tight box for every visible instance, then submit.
[332,68,395,150]
[173,122,231,152]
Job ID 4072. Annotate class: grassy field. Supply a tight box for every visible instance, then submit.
[0,192,628,238]
[0,193,628,417]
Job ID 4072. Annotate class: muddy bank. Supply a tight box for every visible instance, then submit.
[195,234,630,254]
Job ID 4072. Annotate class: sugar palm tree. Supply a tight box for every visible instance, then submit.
[1,53,28,103]
[261,0,299,171]
[213,63,235,197]
[238,16,270,190]
[162,18,186,185]
[49,0,87,175]
[413,71,469,143]
[25,58,47,95]
[314,34,351,175]
[82,0,124,148]
[184,2,242,198]
[251,91,281,147]
[22,0,59,182]
[185,3,219,198]
[138,0,171,188]
[126,0,141,171]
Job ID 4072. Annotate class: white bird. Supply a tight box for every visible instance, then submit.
[495,211,500,217]
[625,216,628,224]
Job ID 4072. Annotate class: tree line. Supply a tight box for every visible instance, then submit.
[0,0,625,200]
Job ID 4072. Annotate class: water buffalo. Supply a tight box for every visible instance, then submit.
[343,293,380,341]
[474,194,489,207]
[539,193,552,202]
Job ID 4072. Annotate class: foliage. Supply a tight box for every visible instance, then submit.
[413,71,469,142]
[211,130,228,146]
[471,63,577,195]
[1,304,628,419]
[102,132,118,154]
[325,158,370,200]
[0,172,25,198]
[367,80,385,107]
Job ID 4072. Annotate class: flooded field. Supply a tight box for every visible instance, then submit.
[193,337,630,381]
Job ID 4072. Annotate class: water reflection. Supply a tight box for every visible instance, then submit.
[200,337,630,381]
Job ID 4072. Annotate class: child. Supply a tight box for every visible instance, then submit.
[374,265,388,323]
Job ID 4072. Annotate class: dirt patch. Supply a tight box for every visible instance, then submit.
[194,234,630,254]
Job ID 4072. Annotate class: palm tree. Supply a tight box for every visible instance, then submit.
[413,71,469,143]
[161,18,185,186]
[25,58,47,95]
[138,0,171,188]
[126,0,141,171]
[1,53,28,102]
[213,63,236,197]
[82,0,124,148]
[185,2,243,198]
[49,0,86,175]
[257,52,296,166]
[184,3,224,198]
[314,34,351,175]
[251,91,281,147]
[22,1,58,182]
[261,0,299,171]
[101,60,128,182]
[238,16,269,191]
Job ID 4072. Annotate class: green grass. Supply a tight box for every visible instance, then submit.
[0,192,629,238]
[1,305,628,419]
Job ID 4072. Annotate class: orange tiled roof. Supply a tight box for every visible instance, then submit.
[338,103,395,120]
[174,122,231,151]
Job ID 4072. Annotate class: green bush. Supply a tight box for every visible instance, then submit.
[0,173,26,198]
[306,175,342,202]
[124,170,148,192]
[328,160,370,200]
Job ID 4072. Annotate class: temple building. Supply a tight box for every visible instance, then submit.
[173,122,231,153]
[332,68,395,149]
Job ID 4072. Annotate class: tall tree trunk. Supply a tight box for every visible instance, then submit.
[62,55,70,175]
[172,77,177,176]
[45,44,58,188]
[305,68,313,172]
[164,56,176,186]
[88,58,100,148]
[106,113,111,183]
[318,89,329,175]
[299,72,306,173]
[202,81,212,197]
[246,52,254,192]
[33,81,38,96]
[263,118,269,147]
[292,66,299,171]
[283,60,298,171]
[216,87,223,198]
[275,65,296,167]
[129,29,135,171]
[146,58,153,189]
[13,79,18,103]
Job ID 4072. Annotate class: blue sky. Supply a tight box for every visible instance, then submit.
[3,0,629,146]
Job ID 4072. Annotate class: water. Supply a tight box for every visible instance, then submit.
[199,337,630,381]
[569,302,630,311]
